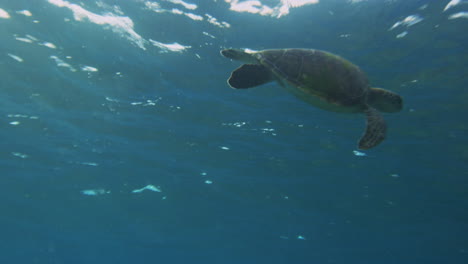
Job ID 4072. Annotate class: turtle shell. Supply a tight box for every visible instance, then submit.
[255,49,370,113]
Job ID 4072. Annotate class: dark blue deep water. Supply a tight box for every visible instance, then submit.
[1,0,467,263]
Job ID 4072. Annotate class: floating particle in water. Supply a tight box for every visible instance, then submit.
[16,10,32,16]
[167,0,198,10]
[12,152,28,159]
[0,8,10,19]
[130,97,161,106]
[396,31,408,38]
[390,174,400,178]
[15,37,34,43]
[9,121,20,126]
[220,146,230,150]
[9,114,26,118]
[150,39,191,53]
[353,150,367,156]
[202,31,216,39]
[79,162,98,166]
[132,185,162,193]
[261,128,275,133]
[105,97,119,102]
[50,55,76,72]
[297,235,306,240]
[448,12,468,20]
[257,127,277,136]
[8,114,40,120]
[40,42,57,49]
[147,98,161,106]
[444,0,463,12]
[222,121,247,127]
[25,35,38,41]
[389,14,423,30]
[205,13,230,28]
[419,4,428,10]
[81,189,110,196]
[7,54,24,62]
[205,180,213,184]
[81,65,98,72]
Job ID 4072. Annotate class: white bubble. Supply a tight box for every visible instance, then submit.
[12,152,28,159]
[0,9,10,19]
[81,189,110,196]
[7,54,24,62]
[353,150,367,156]
[81,65,98,72]
[40,42,57,49]
[132,185,162,193]
[396,31,408,38]
[16,10,32,16]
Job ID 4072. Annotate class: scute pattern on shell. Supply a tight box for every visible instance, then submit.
[257,49,369,111]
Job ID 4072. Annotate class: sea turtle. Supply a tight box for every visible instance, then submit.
[221,48,403,149]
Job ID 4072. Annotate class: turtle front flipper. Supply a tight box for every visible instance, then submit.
[358,107,387,149]
[221,49,258,63]
[368,87,403,113]
[227,64,274,89]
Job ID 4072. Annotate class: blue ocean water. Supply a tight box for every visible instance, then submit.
[1,0,467,263]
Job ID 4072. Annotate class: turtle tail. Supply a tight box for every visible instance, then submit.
[358,107,387,149]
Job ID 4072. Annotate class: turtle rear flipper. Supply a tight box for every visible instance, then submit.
[358,107,387,149]
[368,87,403,113]
[227,64,274,89]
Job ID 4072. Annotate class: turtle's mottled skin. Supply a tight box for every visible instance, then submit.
[221,48,403,149]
